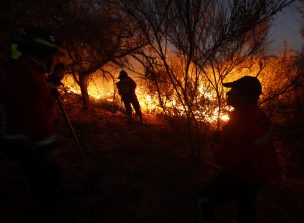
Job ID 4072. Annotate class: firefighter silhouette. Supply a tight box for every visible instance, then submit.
[116,70,143,124]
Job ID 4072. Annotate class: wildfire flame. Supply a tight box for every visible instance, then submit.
[61,74,230,123]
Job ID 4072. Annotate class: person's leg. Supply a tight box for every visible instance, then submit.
[196,194,215,223]
[3,141,64,222]
[131,96,143,124]
[28,151,63,222]
[196,171,236,223]
[122,98,133,123]
[235,186,258,223]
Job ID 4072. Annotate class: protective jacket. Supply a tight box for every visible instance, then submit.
[214,104,280,186]
[116,76,136,99]
[0,54,56,145]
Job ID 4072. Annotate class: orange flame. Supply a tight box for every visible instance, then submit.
[61,74,230,123]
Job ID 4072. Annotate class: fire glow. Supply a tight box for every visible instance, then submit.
[61,74,230,123]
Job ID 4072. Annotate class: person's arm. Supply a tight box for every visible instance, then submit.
[129,77,137,91]
[116,81,123,95]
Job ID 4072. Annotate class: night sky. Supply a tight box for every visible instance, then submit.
[268,2,303,54]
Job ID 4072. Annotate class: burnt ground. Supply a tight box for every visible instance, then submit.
[1,95,304,223]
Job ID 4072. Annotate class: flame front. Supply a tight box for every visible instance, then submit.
[61,74,230,124]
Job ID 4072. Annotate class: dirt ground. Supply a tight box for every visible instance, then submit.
[1,97,303,223]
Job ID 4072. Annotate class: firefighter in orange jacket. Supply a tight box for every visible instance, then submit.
[196,76,280,223]
[116,70,143,124]
[0,27,66,222]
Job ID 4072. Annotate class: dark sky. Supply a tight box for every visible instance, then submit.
[268,2,303,54]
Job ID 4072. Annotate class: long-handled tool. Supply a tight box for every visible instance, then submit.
[54,91,101,196]
[54,92,86,164]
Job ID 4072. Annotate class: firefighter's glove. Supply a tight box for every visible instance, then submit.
[49,86,60,97]
[47,63,65,87]
[47,75,64,87]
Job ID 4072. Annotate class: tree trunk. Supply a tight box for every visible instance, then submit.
[79,73,90,110]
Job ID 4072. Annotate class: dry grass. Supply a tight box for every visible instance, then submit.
[1,93,303,223]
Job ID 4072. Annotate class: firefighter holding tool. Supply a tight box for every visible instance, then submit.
[116,70,143,124]
[0,27,69,223]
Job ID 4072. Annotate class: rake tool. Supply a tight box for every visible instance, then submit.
[54,91,86,164]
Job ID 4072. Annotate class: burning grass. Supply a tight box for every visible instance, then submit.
[60,73,232,125]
